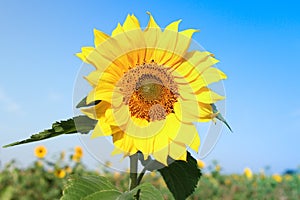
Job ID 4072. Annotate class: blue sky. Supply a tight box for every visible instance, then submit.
[1,0,300,174]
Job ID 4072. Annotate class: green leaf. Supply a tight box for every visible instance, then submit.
[76,96,101,108]
[61,175,120,200]
[82,190,121,200]
[158,152,201,200]
[120,183,164,200]
[3,115,97,148]
[211,103,233,132]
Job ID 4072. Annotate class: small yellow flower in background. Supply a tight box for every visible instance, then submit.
[72,154,81,163]
[79,12,226,165]
[113,172,121,180]
[284,174,292,181]
[71,146,83,162]
[55,169,66,178]
[34,145,47,159]
[36,160,43,167]
[224,178,231,186]
[60,151,66,160]
[150,171,156,177]
[272,174,282,183]
[197,160,205,169]
[65,166,72,174]
[105,161,112,168]
[232,174,239,181]
[243,167,253,179]
[259,169,265,179]
[74,146,83,157]
[215,165,221,172]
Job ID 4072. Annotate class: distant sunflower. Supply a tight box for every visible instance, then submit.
[74,146,83,158]
[55,169,66,179]
[244,167,253,179]
[78,13,226,165]
[34,145,47,159]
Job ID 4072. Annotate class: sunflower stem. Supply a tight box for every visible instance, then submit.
[129,154,138,190]
[136,167,147,186]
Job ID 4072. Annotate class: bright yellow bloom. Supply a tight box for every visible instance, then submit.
[71,154,81,162]
[243,167,253,179]
[74,146,83,158]
[55,169,66,178]
[272,174,282,183]
[78,13,226,165]
[197,160,205,169]
[34,145,47,159]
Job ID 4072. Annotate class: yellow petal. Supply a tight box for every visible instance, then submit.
[94,29,109,47]
[164,114,200,151]
[134,136,154,160]
[81,101,110,119]
[165,19,182,31]
[198,103,214,122]
[145,12,160,30]
[123,14,141,31]
[187,68,227,93]
[112,23,124,36]
[90,120,113,138]
[152,133,169,165]
[173,100,200,123]
[179,29,199,39]
[195,87,225,103]
[169,141,187,161]
[130,14,140,27]
[112,132,138,155]
[76,47,94,62]
[86,87,112,104]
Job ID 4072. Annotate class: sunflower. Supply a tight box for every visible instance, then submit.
[78,13,226,165]
[34,145,47,159]
[243,167,253,179]
[74,146,83,158]
[54,169,66,179]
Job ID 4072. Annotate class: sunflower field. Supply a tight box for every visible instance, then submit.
[0,146,299,200]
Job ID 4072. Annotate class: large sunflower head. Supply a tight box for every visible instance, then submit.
[77,13,226,165]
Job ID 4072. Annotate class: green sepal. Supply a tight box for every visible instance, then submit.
[211,103,233,132]
[76,96,101,108]
[158,152,201,200]
[3,115,97,148]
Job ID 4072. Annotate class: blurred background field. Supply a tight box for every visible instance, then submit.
[1,146,299,200]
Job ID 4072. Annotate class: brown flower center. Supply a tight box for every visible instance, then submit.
[119,62,178,122]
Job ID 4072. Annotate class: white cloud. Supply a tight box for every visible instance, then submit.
[0,87,23,114]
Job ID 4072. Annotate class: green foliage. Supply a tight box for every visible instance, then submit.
[1,154,300,200]
[61,175,121,200]
[76,96,101,108]
[61,175,163,200]
[3,116,97,147]
[158,152,201,200]
[211,103,233,132]
[121,183,164,200]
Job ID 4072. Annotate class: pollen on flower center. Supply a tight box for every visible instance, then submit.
[119,62,178,122]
